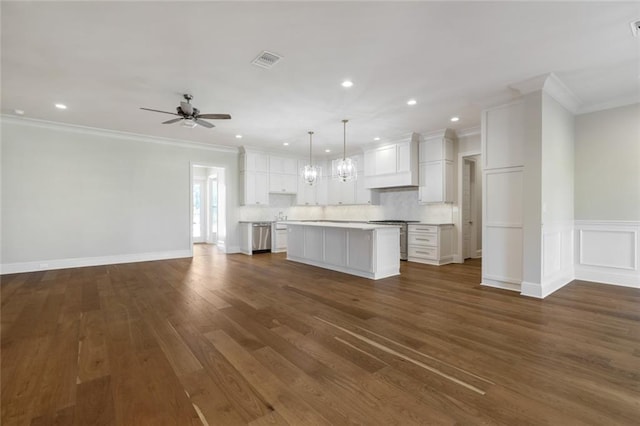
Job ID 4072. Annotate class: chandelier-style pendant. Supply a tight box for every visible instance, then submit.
[301,131,321,186]
[335,119,357,182]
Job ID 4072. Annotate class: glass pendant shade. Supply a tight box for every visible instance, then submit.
[336,157,357,182]
[335,119,357,182]
[301,131,321,186]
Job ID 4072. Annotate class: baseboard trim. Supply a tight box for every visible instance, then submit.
[1,250,193,275]
[575,266,639,288]
[521,273,574,299]
[224,245,241,254]
[481,278,521,292]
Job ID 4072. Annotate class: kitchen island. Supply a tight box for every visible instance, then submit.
[281,221,400,280]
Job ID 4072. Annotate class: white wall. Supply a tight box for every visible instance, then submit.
[535,92,575,297]
[575,103,640,221]
[1,117,240,273]
[573,103,640,289]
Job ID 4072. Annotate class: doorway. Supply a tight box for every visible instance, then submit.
[457,152,482,262]
[191,163,226,251]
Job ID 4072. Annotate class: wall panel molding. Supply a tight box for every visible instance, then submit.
[575,220,639,288]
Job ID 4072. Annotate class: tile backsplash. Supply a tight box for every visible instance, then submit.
[238,188,454,223]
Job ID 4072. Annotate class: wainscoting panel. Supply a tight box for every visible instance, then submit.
[485,170,523,227]
[523,222,575,298]
[483,226,523,290]
[575,221,639,288]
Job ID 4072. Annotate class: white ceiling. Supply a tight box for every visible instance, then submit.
[2,1,639,156]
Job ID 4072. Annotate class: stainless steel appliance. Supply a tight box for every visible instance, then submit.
[368,220,418,260]
[252,223,272,253]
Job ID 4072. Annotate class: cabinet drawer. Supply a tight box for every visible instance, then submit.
[408,233,437,247]
[408,246,437,260]
[409,225,438,233]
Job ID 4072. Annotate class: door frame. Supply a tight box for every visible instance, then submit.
[192,177,207,244]
[456,149,481,263]
[189,162,227,255]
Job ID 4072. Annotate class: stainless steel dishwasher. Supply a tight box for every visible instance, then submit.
[252,223,272,253]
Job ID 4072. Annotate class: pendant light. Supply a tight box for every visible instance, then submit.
[302,131,321,186]
[335,119,357,182]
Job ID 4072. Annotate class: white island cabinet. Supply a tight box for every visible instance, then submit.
[282,221,400,280]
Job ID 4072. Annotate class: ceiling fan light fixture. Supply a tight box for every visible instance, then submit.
[181,119,197,128]
[302,131,322,186]
[335,119,357,182]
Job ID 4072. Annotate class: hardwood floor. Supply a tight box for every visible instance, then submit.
[2,245,639,425]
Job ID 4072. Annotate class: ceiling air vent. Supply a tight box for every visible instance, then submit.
[251,51,283,69]
[631,19,640,37]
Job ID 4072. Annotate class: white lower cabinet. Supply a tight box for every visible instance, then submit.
[407,224,454,265]
[272,224,287,253]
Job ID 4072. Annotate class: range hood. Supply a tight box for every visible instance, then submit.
[363,133,420,189]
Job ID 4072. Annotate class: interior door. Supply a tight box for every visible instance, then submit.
[192,178,206,243]
[462,161,472,258]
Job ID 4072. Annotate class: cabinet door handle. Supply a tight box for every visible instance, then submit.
[415,238,430,241]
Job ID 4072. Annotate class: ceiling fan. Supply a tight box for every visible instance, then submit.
[140,94,231,128]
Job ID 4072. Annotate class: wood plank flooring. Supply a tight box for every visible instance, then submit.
[2,245,639,425]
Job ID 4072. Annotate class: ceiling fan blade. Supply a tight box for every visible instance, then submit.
[180,101,193,116]
[196,113,231,120]
[194,118,215,128]
[140,107,180,116]
[162,117,183,124]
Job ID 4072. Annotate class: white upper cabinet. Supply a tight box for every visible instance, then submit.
[269,155,298,194]
[240,149,271,205]
[418,130,455,204]
[419,136,454,163]
[243,151,269,173]
[363,134,419,188]
[269,156,298,175]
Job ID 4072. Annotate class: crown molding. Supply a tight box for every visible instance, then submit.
[509,72,582,113]
[455,126,481,138]
[0,115,239,154]
[576,96,640,115]
[421,128,457,140]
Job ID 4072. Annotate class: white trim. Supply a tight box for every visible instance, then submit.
[481,279,520,292]
[575,220,640,227]
[224,245,241,254]
[542,73,582,114]
[456,149,482,264]
[521,274,574,299]
[1,115,238,153]
[577,97,640,115]
[573,220,640,289]
[483,274,521,285]
[508,73,581,113]
[455,126,481,138]
[0,250,192,275]
[578,229,637,271]
[575,268,639,289]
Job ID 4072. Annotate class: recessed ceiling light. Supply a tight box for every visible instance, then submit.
[341,80,353,88]
[374,137,380,141]
[283,142,289,146]
[407,99,417,106]
[450,116,460,122]
[235,134,243,139]
[325,149,331,153]
[55,103,67,110]
[14,109,25,115]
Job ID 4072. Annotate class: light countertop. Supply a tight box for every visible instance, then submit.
[281,221,401,230]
